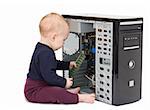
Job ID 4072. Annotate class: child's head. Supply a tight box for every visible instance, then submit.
[39,13,69,50]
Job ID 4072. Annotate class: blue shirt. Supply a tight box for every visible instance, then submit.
[27,42,70,88]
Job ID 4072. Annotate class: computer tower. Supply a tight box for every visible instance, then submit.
[62,14,143,105]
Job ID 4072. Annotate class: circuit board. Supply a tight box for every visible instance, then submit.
[69,52,86,76]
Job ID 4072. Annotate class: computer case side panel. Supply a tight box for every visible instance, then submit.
[112,20,120,105]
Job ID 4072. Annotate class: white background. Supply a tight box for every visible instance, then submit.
[0,0,150,110]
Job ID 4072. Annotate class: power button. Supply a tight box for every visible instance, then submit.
[128,60,135,69]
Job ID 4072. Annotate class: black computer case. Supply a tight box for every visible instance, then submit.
[62,14,143,105]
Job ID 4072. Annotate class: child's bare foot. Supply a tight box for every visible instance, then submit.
[78,93,95,103]
[67,87,80,94]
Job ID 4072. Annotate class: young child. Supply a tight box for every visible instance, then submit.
[24,13,95,104]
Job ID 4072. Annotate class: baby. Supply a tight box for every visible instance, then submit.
[24,13,95,104]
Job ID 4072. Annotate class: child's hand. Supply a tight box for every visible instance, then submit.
[69,61,77,69]
[65,78,73,88]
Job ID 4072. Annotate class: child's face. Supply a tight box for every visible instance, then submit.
[52,29,69,50]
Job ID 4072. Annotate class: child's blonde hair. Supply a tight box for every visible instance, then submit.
[39,13,69,37]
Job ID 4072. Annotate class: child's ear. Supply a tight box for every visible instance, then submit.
[50,32,57,42]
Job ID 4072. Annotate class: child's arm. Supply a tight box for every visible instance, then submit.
[39,50,67,88]
[56,60,70,70]
[56,60,77,70]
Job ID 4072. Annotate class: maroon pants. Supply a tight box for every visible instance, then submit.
[24,78,78,104]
